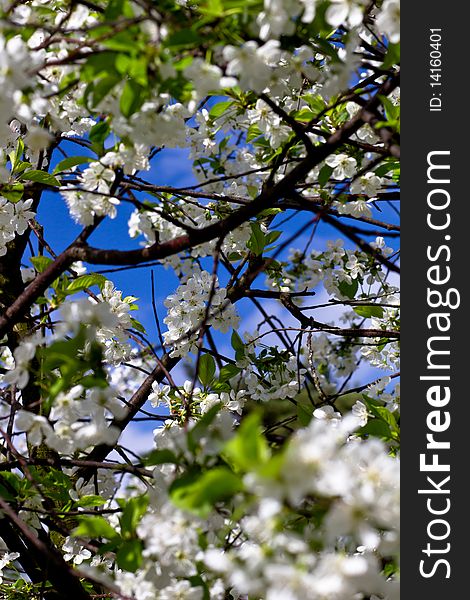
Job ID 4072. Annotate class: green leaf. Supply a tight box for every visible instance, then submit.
[73,516,118,541]
[256,452,285,480]
[77,495,107,508]
[198,354,216,386]
[383,42,400,70]
[11,160,31,175]
[39,328,106,408]
[89,120,110,145]
[297,397,314,426]
[165,29,203,49]
[104,0,134,19]
[82,52,119,82]
[375,160,400,177]
[0,472,22,496]
[209,100,233,119]
[9,138,25,172]
[338,279,358,299]
[103,32,142,55]
[223,412,270,472]
[170,467,243,517]
[173,56,194,72]
[19,170,60,187]
[53,156,91,174]
[318,164,334,187]
[130,317,146,334]
[254,136,270,149]
[378,95,399,122]
[247,124,262,142]
[118,495,148,537]
[0,184,24,202]
[247,222,266,255]
[353,305,384,319]
[0,484,15,501]
[264,230,281,247]
[358,420,392,440]
[230,330,244,352]
[363,397,400,435]
[219,364,240,383]
[30,256,53,273]
[375,407,399,436]
[66,274,107,294]
[292,107,315,123]
[120,79,144,118]
[80,375,108,390]
[143,448,179,466]
[200,0,224,16]
[90,75,121,107]
[128,56,149,86]
[258,207,282,218]
[0,472,19,501]
[116,539,142,573]
[304,94,327,114]
[115,53,131,74]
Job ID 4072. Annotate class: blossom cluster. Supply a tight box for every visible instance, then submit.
[0,197,35,255]
[69,411,400,600]
[285,237,396,300]
[163,271,240,357]
[61,162,119,225]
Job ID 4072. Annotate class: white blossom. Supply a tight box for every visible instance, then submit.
[325,153,357,180]
[376,0,400,43]
[223,41,282,92]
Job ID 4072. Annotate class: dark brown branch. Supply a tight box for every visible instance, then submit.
[283,195,400,231]
[0,497,92,600]
[0,457,153,478]
[251,326,400,341]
